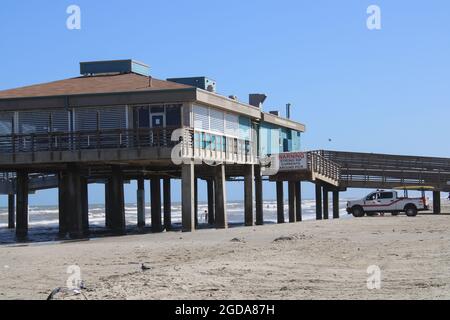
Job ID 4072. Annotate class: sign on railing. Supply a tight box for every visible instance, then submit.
[278,152,308,171]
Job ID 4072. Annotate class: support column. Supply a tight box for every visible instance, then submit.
[8,194,15,229]
[194,178,199,227]
[315,183,323,220]
[244,165,255,226]
[323,187,329,220]
[151,178,163,233]
[81,177,89,235]
[295,181,302,222]
[163,178,171,231]
[288,181,296,223]
[137,178,146,229]
[333,190,340,219]
[207,179,215,226]
[16,171,29,238]
[433,191,441,214]
[109,168,126,234]
[276,181,285,224]
[105,182,112,228]
[255,166,264,226]
[182,162,195,232]
[58,173,68,236]
[214,164,228,229]
[66,165,84,239]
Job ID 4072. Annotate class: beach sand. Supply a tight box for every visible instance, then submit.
[1,211,450,300]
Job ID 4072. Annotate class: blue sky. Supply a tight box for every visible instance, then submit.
[1,0,449,205]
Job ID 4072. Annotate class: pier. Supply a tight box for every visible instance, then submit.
[1,59,449,241]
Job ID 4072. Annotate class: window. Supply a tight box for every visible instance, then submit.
[166,105,181,126]
[366,193,377,201]
[379,192,394,199]
[193,105,209,131]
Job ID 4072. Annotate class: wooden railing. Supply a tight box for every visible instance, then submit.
[0,127,257,165]
[0,127,180,154]
[307,151,341,182]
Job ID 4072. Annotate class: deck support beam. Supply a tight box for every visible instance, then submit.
[244,165,255,226]
[315,183,323,220]
[16,171,28,238]
[214,164,228,229]
[8,194,15,229]
[295,182,302,222]
[109,168,126,234]
[323,187,329,220]
[163,178,171,231]
[151,178,163,233]
[288,181,297,223]
[333,190,340,219]
[276,181,285,224]
[182,162,195,232]
[137,178,146,229]
[255,166,264,225]
[207,179,215,226]
[433,191,441,214]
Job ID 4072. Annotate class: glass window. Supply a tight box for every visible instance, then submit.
[166,105,181,127]
[366,193,377,201]
[379,192,394,199]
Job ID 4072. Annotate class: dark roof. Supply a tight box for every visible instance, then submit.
[0,73,193,99]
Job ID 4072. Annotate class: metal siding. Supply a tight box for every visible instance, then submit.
[210,108,225,134]
[193,105,209,131]
[225,113,239,137]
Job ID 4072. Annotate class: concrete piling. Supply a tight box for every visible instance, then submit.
[323,187,329,220]
[16,171,29,238]
[295,181,302,222]
[207,179,215,226]
[433,191,441,214]
[288,181,296,223]
[276,181,285,224]
[333,190,340,219]
[8,193,15,229]
[181,161,195,232]
[315,183,323,220]
[109,168,126,234]
[81,177,89,235]
[151,178,163,232]
[214,164,228,229]
[58,173,68,236]
[255,166,264,225]
[137,178,146,228]
[163,178,171,231]
[194,178,199,227]
[244,165,255,226]
[66,165,84,239]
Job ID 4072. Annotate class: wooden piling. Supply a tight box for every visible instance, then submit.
[295,181,302,222]
[323,187,329,220]
[433,191,441,214]
[109,167,126,234]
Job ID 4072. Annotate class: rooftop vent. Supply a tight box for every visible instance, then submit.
[80,59,150,77]
[167,77,216,92]
[228,95,238,101]
[249,94,267,108]
[269,111,279,116]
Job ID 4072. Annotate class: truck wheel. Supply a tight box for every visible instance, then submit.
[405,205,418,217]
[352,206,365,218]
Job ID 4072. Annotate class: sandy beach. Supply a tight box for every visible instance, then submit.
[1,207,450,300]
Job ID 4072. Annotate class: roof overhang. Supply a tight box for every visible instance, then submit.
[262,112,306,132]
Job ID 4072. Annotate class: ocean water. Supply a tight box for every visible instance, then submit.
[0,200,351,243]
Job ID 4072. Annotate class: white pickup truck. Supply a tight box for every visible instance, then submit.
[347,190,429,217]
